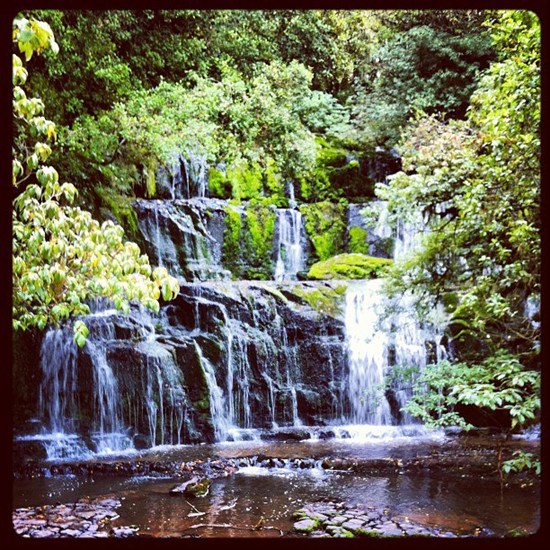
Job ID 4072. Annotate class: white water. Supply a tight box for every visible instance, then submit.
[344,206,447,425]
[274,209,306,281]
[182,154,208,199]
[194,341,230,441]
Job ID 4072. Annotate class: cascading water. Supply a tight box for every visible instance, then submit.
[15,146,452,461]
[345,279,393,424]
[194,342,230,441]
[274,209,307,281]
[182,154,209,199]
[343,203,447,427]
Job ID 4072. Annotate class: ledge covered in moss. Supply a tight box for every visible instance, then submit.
[307,253,393,280]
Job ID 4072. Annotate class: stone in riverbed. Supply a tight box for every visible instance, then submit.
[294,519,318,532]
[77,511,98,520]
[326,526,354,538]
[111,526,138,537]
[373,523,404,537]
[307,512,329,522]
[310,530,331,538]
[342,519,365,531]
[30,529,58,538]
[328,515,347,525]
[60,529,82,537]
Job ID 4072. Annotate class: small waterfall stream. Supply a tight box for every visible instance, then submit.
[274,208,307,281]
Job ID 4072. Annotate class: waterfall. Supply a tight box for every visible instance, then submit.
[138,341,187,447]
[158,153,209,199]
[287,181,297,209]
[182,154,209,199]
[274,209,306,281]
[134,200,231,280]
[35,318,135,460]
[345,280,393,424]
[38,328,80,437]
[344,278,447,426]
[194,342,230,441]
[86,337,133,455]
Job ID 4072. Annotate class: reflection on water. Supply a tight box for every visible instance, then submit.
[13,468,539,537]
[12,436,540,538]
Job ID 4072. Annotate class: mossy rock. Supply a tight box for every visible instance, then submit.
[185,477,212,497]
[290,283,348,318]
[208,167,232,199]
[308,253,393,280]
[348,226,369,254]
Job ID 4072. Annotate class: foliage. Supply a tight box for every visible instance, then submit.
[377,10,540,432]
[502,451,541,477]
[301,201,349,261]
[24,10,379,126]
[348,11,495,147]
[404,351,540,430]
[308,253,393,281]
[58,60,319,205]
[12,16,179,343]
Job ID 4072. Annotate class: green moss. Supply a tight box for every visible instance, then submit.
[222,205,244,278]
[143,158,158,198]
[298,136,378,202]
[222,203,276,280]
[348,226,369,254]
[227,161,263,201]
[308,253,393,280]
[316,136,348,167]
[193,397,210,412]
[264,158,287,206]
[96,186,141,244]
[301,201,348,261]
[243,203,276,278]
[208,166,232,199]
[258,284,289,304]
[291,283,348,318]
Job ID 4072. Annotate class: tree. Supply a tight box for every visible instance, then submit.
[375,11,540,434]
[13,16,180,345]
[348,10,495,147]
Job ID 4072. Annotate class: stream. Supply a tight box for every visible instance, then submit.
[13,432,540,538]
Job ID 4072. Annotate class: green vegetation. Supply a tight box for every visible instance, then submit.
[301,201,348,261]
[378,11,540,434]
[347,10,496,147]
[308,254,393,281]
[348,226,369,254]
[19,9,495,219]
[222,203,276,280]
[12,17,179,343]
[291,283,348,318]
[242,203,277,279]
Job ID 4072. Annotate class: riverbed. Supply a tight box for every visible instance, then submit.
[12,430,540,538]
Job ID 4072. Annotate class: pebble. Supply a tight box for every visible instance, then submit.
[12,497,138,538]
[292,501,460,538]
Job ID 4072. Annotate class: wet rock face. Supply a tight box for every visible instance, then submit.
[14,280,349,461]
